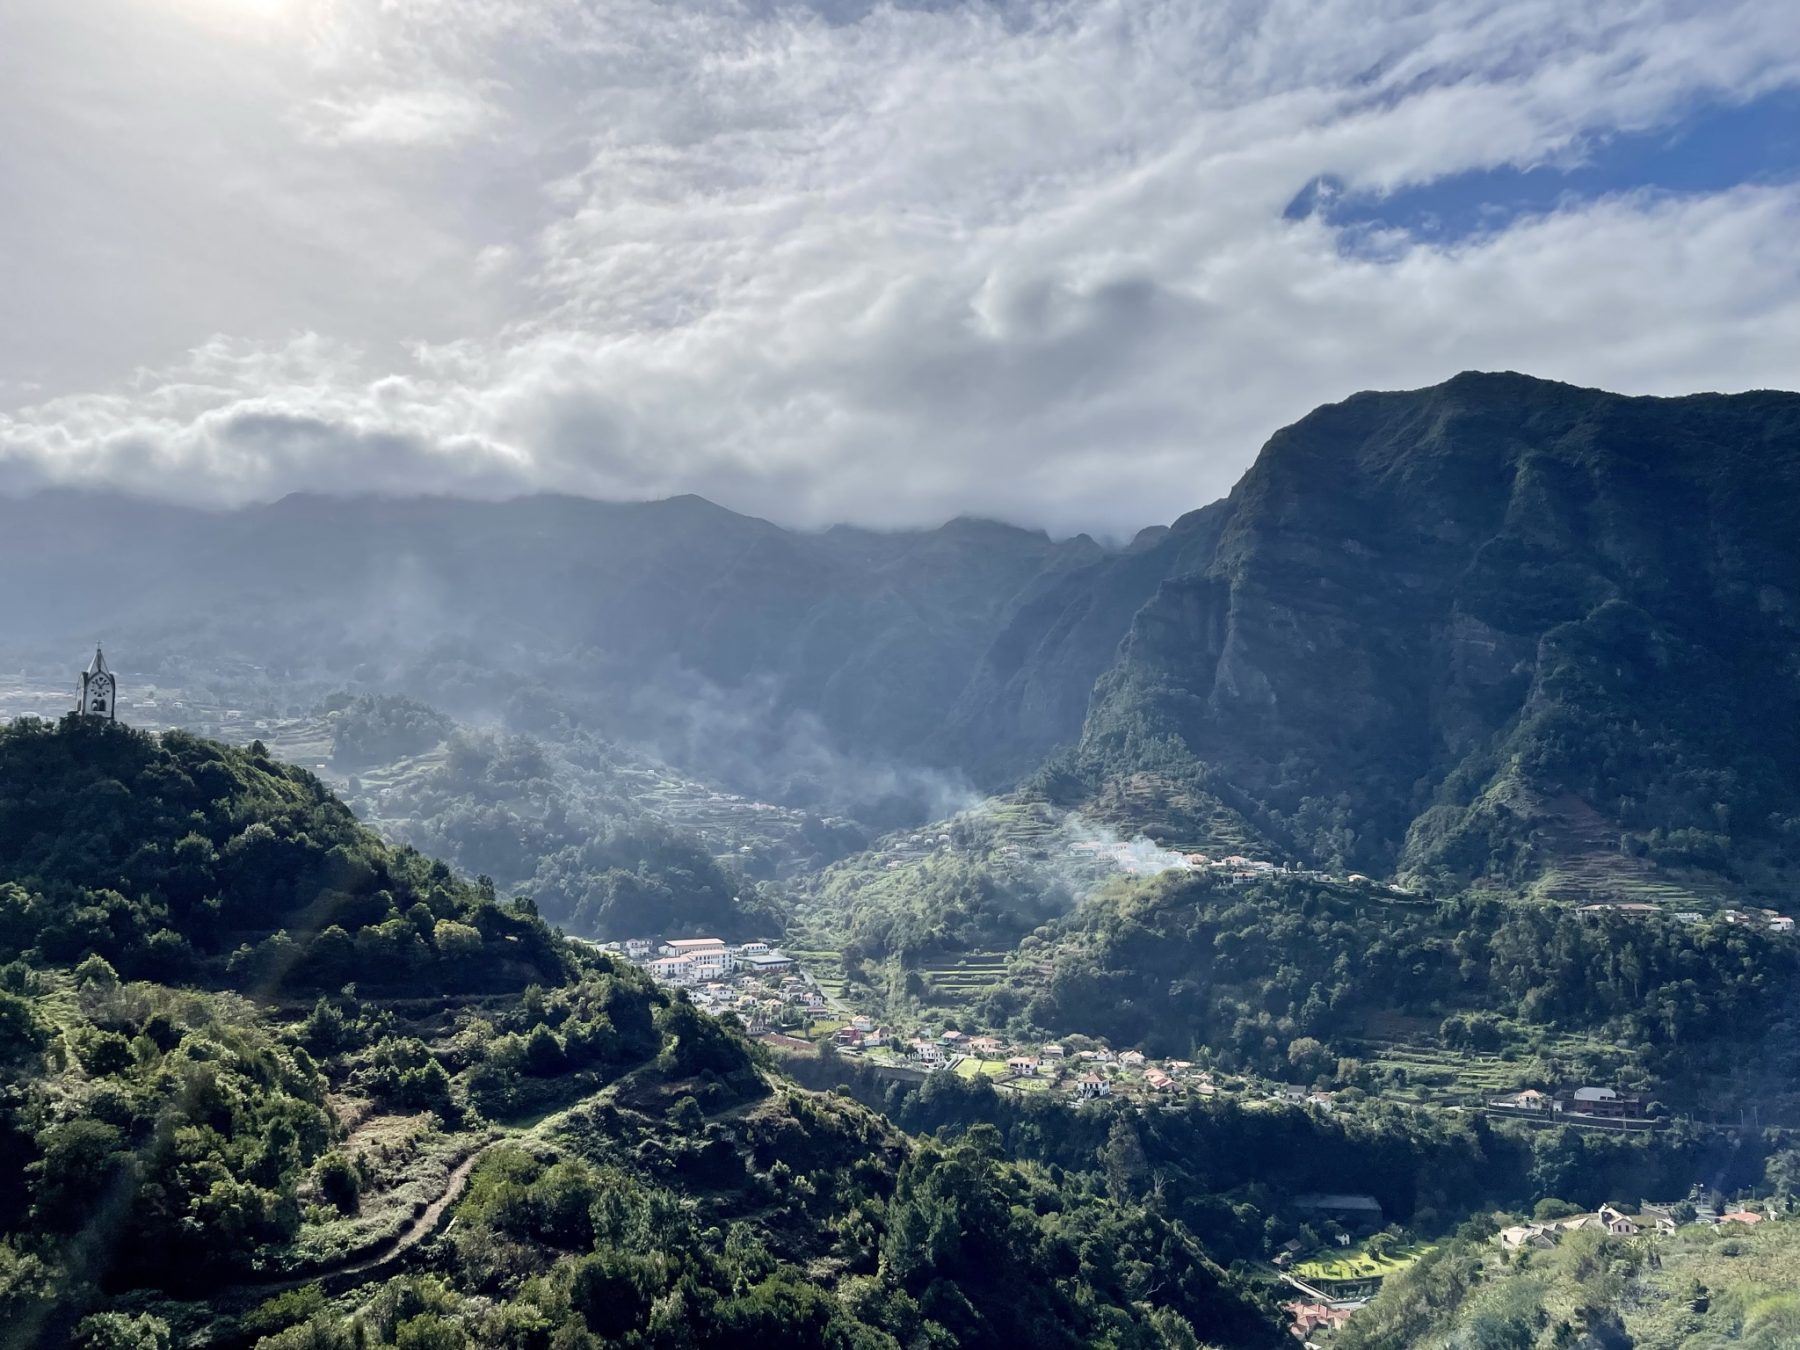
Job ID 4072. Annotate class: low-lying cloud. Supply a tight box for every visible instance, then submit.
[2,0,1798,537]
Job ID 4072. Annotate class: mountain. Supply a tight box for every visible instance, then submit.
[0,492,1121,812]
[1072,372,1800,899]
[6,370,1800,899]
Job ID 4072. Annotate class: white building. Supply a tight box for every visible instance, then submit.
[662,937,727,958]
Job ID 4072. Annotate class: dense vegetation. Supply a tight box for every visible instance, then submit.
[783,1059,1781,1268]
[329,694,455,770]
[0,717,565,995]
[1341,1200,1800,1349]
[0,722,1297,1349]
[986,871,1800,1107]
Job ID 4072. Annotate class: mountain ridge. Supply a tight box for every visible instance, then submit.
[6,370,1800,896]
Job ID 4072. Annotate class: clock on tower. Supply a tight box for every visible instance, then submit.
[78,646,117,721]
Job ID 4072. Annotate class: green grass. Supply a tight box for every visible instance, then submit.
[953,1057,1010,1079]
[1293,1240,1435,1284]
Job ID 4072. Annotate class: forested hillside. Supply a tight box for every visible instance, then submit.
[987,869,1800,1112]
[0,715,564,995]
[0,719,1285,1349]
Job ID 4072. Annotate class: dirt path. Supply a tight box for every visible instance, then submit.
[221,1061,741,1303]
[220,1138,501,1301]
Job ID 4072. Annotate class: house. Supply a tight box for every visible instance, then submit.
[1498,1224,1557,1253]
[738,941,771,955]
[649,956,693,982]
[624,938,652,958]
[971,1036,1005,1056]
[1146,1069,1176,1092]
[834,1026,864,1047]
[940,1030,966,1046]
[911,1040,946,1066]
[1566,1086,1641,1119]
[1637,1206,1679,1234]
[1074,1075,1110,1100]
[1772,916,1796,933]
[1285,1303,1355,1339]
[1007,1056,1041,1075]
[1167,1060,1195,1075]
[1042,1043,1067,1059]
[1721,1209,1765,1225]
[1555,1214,1607,1234]
[1489,1089,1552,1111]
[851,1015,874,1032]
[1305,1091,1335,1111]
[1598,1205,1639,1236]
[1119,1050,1147,1068]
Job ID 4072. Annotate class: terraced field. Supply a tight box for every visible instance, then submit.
[786,949,848,1002]
[914,951,1013,1007]
[1529,794,1727,909]
[1350,1035,1630,1107]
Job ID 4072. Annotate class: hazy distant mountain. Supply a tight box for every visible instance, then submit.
[0,489,1130,805]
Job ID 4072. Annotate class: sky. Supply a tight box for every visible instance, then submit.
[1,0,1798,538]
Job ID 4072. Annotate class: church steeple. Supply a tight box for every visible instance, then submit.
[78,645,116,721]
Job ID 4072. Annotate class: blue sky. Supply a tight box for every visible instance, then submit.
[2,0,1799,536]
[1293,87,1800,245]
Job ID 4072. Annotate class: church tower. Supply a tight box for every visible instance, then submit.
[78,646,116,721]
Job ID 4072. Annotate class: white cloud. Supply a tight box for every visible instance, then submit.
[2,0,1798,535]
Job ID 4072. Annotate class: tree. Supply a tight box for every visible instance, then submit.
[75,1313,172,1350]
[315,1153,360,1216]
[1103,1116,1150,1202]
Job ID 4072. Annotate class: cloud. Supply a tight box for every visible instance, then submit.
[2,0,1799,535]
[302,87,496,148]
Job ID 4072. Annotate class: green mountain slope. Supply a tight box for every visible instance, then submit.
[0,721,1283,1350]
[0,715,565,994]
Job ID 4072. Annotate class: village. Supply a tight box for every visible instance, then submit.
[583,931,1271,1106]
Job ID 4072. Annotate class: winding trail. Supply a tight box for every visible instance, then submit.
[218,1138,501,1302]
[221,1059,767,1307]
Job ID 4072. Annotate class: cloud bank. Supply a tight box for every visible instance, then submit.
[2,0,1798,536]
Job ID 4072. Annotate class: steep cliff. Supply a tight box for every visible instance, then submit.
[1077,372,1800,898]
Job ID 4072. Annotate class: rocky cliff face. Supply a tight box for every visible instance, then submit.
[1076,372,1800,897]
